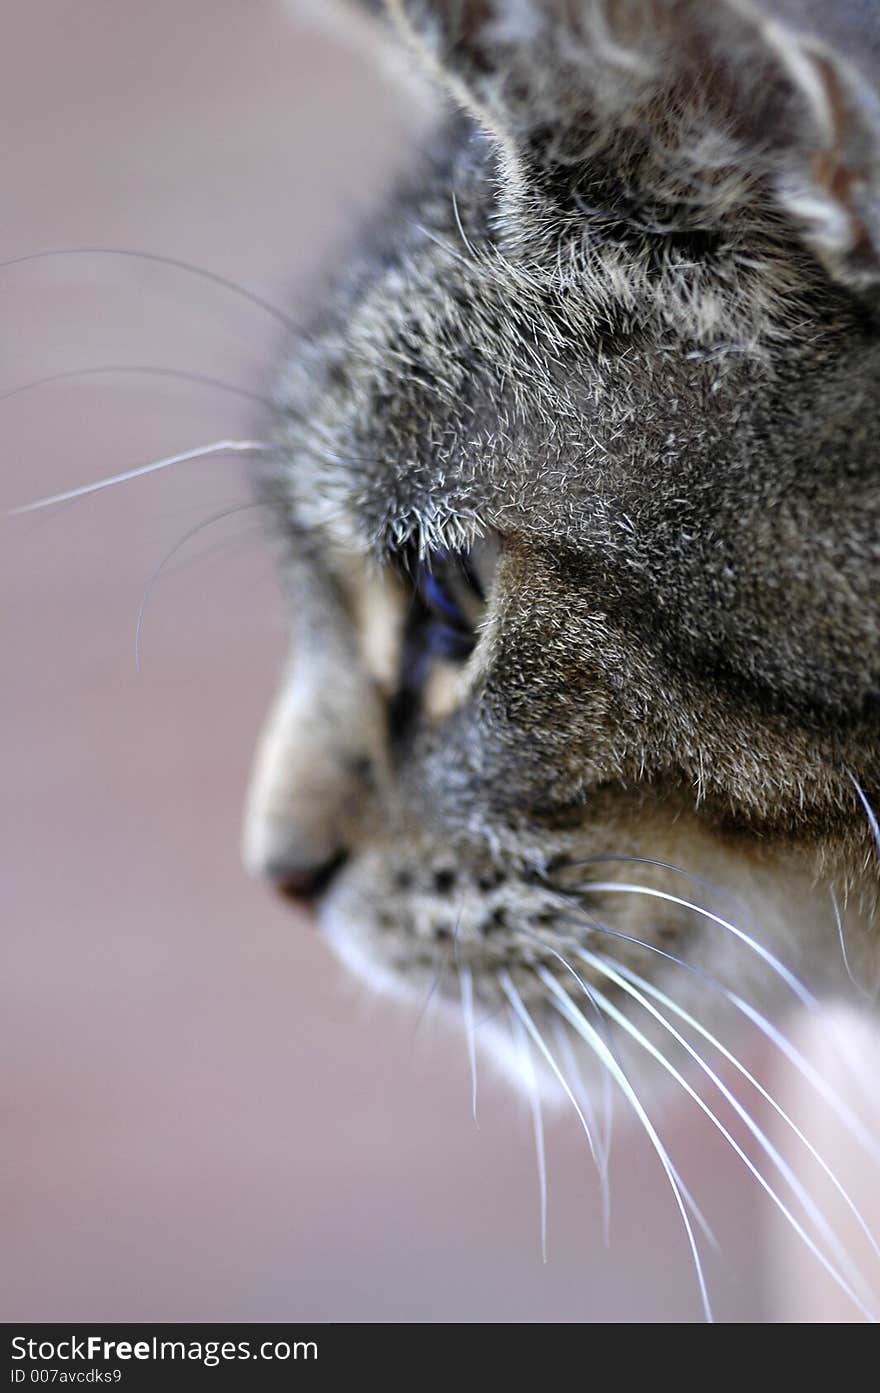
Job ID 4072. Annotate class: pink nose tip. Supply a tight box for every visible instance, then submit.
[268,850,349,906]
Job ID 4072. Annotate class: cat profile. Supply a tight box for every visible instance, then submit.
[244,0,880,1309]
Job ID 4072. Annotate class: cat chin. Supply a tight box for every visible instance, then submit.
[318,893,418,1008]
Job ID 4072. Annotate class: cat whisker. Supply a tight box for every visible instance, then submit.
[514,920,618,1162]
[577,951,880,1318]
[545,967,876,1323]
[497,970,599,1168]
[450,188,480,264]
[8,440,273,515]
[550,1017,612,1243]
[555,904,880,1167]
[562,879,816,1009]
[0,365,275,411]
[458,963,479,1127]
[411,895,473,1049]
[509,1008,548,1264]
[849,770,880,861]
[523,967,713,1322]
[593,949,880,1268]
[733,994,880,1167]
[135,501,267,671]
[551,852,756,927]
[830,886,877,1004]
[409,220,483,278]
[410,954,448,1040]
[0,247,301,335]
[517,926,717,1252]
[280,415,395,472]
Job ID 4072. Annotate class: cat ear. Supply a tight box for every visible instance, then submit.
[388,0,880,288]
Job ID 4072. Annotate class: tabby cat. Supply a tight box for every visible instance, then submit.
[243,0,880,1315]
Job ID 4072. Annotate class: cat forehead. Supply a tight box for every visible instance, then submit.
[269,15,878,561]
[272,259,814,567]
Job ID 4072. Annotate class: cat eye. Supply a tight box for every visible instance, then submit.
[395,537,498,692]
[417,549,485,660]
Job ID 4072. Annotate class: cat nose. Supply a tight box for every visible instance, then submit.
[266,849,349,905]
[242,643,385,901]
[244,806,354,904]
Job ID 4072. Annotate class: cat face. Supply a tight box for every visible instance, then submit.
[244,0,880,1088]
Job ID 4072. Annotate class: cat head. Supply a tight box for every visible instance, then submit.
[244,0,880,1089]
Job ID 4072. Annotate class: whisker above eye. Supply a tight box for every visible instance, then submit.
[277,415,403,475]
[450,187,481,265]
[134,500,268,672]
[0,247,301,335]
[7,439,273,516]
[0,365,275,412]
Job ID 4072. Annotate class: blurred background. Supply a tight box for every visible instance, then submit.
[2,0,875,1323]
